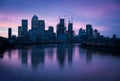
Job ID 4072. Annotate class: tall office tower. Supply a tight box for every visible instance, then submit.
[79,28,83,36]
[38,20,45,31]
[57,19,65,34]
[38,20,45,39]
[31,15,39,30]
[86,24,93,39]
[68,22,73,38]
[22,19,28,36]
[18,26,22,37]
[48,26,54,33]
[8,28,12,39]
[56,19,66,41]
[86,24,93,35]
[79,28,87,41]
[79,28,86,36]
[46,26,56,40]
[68,22,73,31]
[93,29,99,38]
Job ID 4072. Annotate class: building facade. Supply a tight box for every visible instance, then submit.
[22,19,28,36]
[8,28,12,39]
[57,19,67,41]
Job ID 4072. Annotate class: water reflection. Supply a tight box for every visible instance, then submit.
[80,45,120,58]
[57,44,66,67]
[1,44,120,66]
[16,44,76,68]
[31,45,45,68]
[67,44,74,64]
[86,49,92,63]
[21,48,28,65]
[46,45,54,59]
[8,50,12,59]
[0,49,4,59]
[0,44,120,81]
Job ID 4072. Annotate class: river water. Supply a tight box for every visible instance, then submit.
[0,44,120,81]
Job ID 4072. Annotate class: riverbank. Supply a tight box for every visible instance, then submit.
[80,42,120,53]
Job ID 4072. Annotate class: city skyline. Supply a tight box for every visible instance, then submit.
[0,0,120,37]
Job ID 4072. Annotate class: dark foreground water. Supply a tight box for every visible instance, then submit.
[0,44,120,81]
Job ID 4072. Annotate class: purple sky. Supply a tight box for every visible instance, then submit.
[0,0,120,37]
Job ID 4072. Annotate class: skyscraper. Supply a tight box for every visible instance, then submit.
[93,29,99,38]
[18,26,22,37]
[79,28,87,41]
[31,15,39,30]
[48,26,54,33]
[22,19,28,36]
[38,20,45,30]
[86,24,93,39]
[45,26,56,41]
[8,28,12,39]
[57,19,65,34]
[79,28,86,36]
[68,22,73,32]
[57,19,66,41]
[68,22,73,38]
[38,20,45,40]
[86,24,93,35]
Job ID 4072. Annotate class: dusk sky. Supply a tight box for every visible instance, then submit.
[0,0,120,37]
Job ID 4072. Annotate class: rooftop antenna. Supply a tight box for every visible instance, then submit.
[64,15,67,19]
[58,16,61,19]
[71,17,73,23]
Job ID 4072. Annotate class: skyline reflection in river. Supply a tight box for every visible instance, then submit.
[0,44,120,81]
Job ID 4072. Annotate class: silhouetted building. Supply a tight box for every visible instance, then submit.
[31,15,39,30]
[112,34,117,39]
[29,15,46,42]
[8,28,12,39]
[93,29,100,39]
[44,30,49,40]
[86,24,93,40]
[45,26,56,41]
[16,15,117,44]
[57,19,67,41]
[67,22,74,41]
[38,20,45,30]
[48,26,54,33]
[22,19,28,36]
[38,20,45,40]
[79,28,87,41]
[79,28,85,35]
[18,26,22,37]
